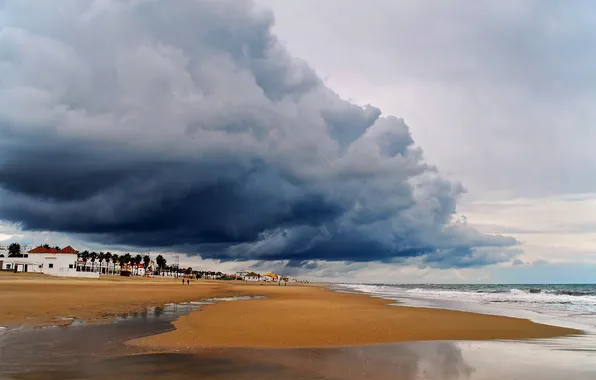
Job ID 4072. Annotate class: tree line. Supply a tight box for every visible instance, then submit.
[2,243,227,279]
[77,251,169,275]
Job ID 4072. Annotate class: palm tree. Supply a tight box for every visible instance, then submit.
[98,252,105,274]
[90,251,98,272]
[120,253,131,274]
[80,250,90,271]
[133,255,142,275]
[156,255,166,274]
[128,254,135,275]
[104,252,112,274]
[111,253,119,275]
[143,255,151,275]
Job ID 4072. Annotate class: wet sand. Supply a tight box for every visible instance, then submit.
[2,299,595,379]
[0,273,580,348]
[5,338,596,380]
[0,272,240,326]
[129,284,580,349]
[1,274,594,380]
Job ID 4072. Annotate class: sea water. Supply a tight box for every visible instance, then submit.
[339,283,596,329]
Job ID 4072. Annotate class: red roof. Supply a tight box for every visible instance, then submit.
[28,246,58,254]
[28,246,78,254]
[59,246,79,254]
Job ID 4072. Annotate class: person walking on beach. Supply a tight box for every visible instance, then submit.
[182,277,185,285]
[187,278,190,285]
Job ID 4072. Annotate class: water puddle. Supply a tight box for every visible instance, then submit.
[0,296,264,378]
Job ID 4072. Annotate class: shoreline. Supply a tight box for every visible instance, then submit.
[0,273,583,349]
[127,283,582,349]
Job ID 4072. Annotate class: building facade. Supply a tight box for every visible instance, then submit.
[0,246,93,277]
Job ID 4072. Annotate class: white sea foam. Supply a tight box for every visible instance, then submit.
[340,284,596,315]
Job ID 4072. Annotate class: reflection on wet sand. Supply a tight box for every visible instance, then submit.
[2,342,474,380]
[246,342,473,379]
[6,337,596,380]
[0,303,198,377]
[1,300,596,380]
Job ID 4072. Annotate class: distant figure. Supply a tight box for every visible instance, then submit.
[182,277,185,285]
[187,278,190,285]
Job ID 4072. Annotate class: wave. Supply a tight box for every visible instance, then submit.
[547,290,596,296]
[339,283,596,314]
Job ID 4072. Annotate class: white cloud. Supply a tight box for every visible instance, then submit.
[460,193,596,263]
[259,0,596,199]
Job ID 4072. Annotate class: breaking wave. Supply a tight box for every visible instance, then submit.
[339,283,596,315]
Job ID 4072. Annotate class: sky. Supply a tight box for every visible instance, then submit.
[0,0,595,283]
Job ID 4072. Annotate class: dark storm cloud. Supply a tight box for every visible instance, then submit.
[0,0,518,267]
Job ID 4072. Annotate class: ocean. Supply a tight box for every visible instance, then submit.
[339,283,596,330]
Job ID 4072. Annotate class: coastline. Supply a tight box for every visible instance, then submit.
[127,284,581,349]
[4,274,596,379]
[0,273,582,349]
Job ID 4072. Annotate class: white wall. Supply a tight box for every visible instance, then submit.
[1,254,78,275]
[1,261,15,271]
[1,255,98,279]
[1,258,43,272]
[51,271,99,279]
[38,253,77,275]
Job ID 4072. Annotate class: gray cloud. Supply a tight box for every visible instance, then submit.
[260,0,596,199]
[0,0,517,266]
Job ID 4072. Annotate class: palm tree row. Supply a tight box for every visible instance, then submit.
[194,270,224,279]
[77,251,168,276]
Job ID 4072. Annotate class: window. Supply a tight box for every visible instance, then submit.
[39,265,42,269]
[6,264,11,269]
[48,263,54,269]
[69,264,74,269]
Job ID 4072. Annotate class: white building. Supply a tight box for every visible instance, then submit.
[0,246,97,278]
[243,272,261,281]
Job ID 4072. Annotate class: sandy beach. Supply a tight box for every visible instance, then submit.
[0,273,580,349]
[2,273,596,380]
[0,272,241,326]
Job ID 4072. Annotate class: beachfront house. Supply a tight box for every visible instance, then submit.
[244,272,261,281]
[0,245,88,277]
[262,272,279,282]
[133,263,146,276]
